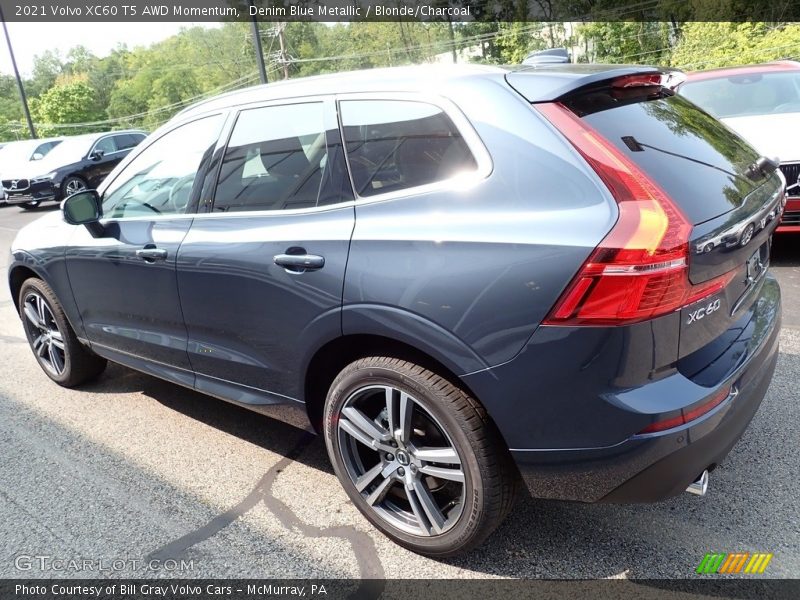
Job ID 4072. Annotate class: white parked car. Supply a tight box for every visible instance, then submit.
[0,138,63,203]
[678,61,800,232]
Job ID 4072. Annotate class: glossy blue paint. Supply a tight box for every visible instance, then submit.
[8,64,784,505]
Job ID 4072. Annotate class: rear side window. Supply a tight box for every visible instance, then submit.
[212,102,353,213]
[116,134,144,150]
[339,100,478,197]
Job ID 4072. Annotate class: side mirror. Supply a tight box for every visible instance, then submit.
[62,190,104,236]
[31,152,44,160]
[89,150,104,161]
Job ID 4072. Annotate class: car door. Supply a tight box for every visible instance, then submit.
[82,135,123,188]
[176,98,355,400]
[66,114,226,374]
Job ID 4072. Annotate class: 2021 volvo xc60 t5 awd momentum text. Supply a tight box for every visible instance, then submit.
[8,64,783,556]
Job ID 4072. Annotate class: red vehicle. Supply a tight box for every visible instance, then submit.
[678,61,800,232]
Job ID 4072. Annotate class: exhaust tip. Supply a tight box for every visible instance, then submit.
[686,470,709,497]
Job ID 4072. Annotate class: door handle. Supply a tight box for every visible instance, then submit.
[273,250,325,273]
[135,246,168,263]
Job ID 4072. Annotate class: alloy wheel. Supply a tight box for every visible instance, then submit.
[336,385,466,537]
[22,292,67,376]
[64,178,86,197]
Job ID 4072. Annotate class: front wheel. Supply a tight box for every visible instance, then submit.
[324,357,519,557]
[62,176,87,198]
[19,278,107,387]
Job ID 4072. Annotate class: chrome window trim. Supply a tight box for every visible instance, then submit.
[335,91,494,206]
[93,93,493,224]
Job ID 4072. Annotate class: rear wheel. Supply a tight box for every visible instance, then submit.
[19,278,106,387]
[323,357,518,557]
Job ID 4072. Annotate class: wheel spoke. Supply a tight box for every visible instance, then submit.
[411,479,446,534]
[36,295,47,326]
[399,392,414,443]
[365,475,394,506]
[419,464,465,483]
[342,406,392,444]
[354,462,384,493]
[384,387,396,436]
[23,302,43,328]
[413,446,461,465]
[33,335,47,356]
[49,336,65,351]
[404,482,433,536]
[48,344,64,374]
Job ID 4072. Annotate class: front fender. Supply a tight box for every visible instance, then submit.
[9,249,86,340]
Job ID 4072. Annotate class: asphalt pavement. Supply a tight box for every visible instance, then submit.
[0,203,798,580]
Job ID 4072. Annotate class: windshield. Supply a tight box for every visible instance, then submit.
[681,71,800,118]
[39,136,94,165]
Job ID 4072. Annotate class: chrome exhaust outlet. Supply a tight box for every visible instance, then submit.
[686,470,709,496]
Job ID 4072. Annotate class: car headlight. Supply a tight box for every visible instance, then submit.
[31,172,57,184]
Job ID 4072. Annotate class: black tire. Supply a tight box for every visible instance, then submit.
[20,201,40,210]
[323,356,519,557]
[18,278,106,387]
[61,176,87,199]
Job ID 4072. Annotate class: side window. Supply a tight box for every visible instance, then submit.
[115,134,140,150]
[212,102,353,213]
[93,136,117,155]
[339,100,478,197]
[102,115,223,219]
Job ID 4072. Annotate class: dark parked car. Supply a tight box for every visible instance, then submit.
[8,65,783,556]
[3,130,146,209]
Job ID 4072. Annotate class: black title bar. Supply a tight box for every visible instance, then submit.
[1,0,799,22]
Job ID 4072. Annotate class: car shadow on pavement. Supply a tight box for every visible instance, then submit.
[82,362,333,477]
[69,347,799,579]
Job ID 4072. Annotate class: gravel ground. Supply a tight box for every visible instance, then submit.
[0,204,797,580]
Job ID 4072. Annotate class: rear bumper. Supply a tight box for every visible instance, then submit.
[463,275,781,503]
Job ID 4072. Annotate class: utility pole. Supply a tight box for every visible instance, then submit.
[277,22,289,80]
[248,0,268,84]
[0,6,36,138]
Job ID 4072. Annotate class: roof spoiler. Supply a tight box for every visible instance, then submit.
[505,66,686,103]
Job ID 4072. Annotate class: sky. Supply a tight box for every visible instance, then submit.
[0,22,216,77]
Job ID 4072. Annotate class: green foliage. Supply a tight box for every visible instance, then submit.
[2,18,800,142]
[670,22,800,70]
[30,77,104,136]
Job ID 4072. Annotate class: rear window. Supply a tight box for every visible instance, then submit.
[339,100,478,197]
[680,71,800,118]
[562,91,762,224]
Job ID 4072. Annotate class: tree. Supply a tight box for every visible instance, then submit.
[31,77,104,136]
[670,22,800,70]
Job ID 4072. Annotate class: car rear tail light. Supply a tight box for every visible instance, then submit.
[638,386,733,434]
[538,102,734,326]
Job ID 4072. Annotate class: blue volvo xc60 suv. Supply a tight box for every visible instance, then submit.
[8,64,784,556]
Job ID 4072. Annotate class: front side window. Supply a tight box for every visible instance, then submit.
[93,136,117,156]
[339,99,478,197]
[102,115,223,219]
[212,102,353,213]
